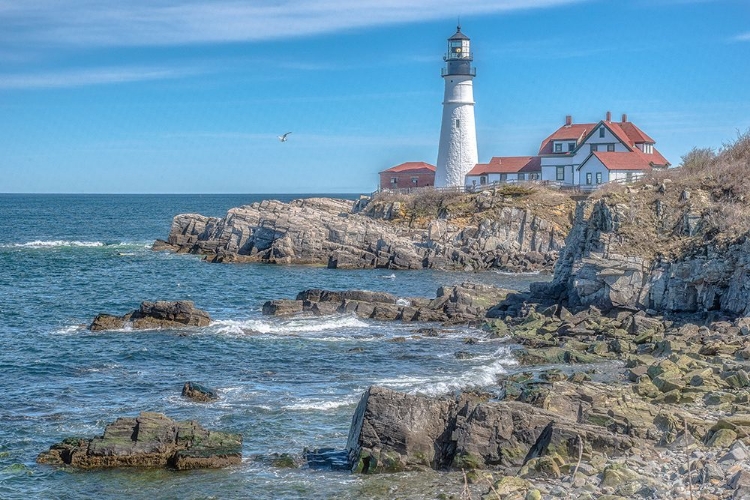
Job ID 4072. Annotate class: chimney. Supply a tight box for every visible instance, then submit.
[606,111,611,122]
[565,115,572,126]
[621,113,628,123]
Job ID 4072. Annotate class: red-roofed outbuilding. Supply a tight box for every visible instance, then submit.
[379,162,435,190]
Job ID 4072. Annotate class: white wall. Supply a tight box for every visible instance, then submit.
[466,172,541,187]
[436,74,478,188]
[610,170,646,183]
[578,156,610,186]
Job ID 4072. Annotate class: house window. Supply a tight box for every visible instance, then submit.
[607,144,615,152]
[599,127,605,138]
[556,166,565,181]
[411,177,419,185]
[596,172,602,184]
[390,177,398,184]
[586,173,592,185]
[499,173,507,182]
[530,173,540,180]
[480,175,487,185]
[455,119,460,128]
[518,173,525,181]
[626,172,633,183]
[554,143,562,153]
[568,142,576,152]
[590,144,598,153]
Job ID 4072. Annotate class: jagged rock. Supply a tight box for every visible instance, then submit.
[182,382,218,402]
[531,198,750,316]
[89,301,210,331]
[158,196,565,271]
[345,386,637,474]
[263,283,511,324]
[37,412,241,470]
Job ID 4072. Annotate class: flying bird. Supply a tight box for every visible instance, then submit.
[278,132,292,142]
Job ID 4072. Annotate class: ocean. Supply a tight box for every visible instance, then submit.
[0,194,544,499]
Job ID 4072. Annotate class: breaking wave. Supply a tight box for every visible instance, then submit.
[211,315,370,337]
[374,346,516,397]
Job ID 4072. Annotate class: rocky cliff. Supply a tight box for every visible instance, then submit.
[533,196,750,316]
[532,133,750,316]
[155,188,573,272]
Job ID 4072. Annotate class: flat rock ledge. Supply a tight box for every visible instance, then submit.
[89,301,210,331]
[262,283,511,324]
[36,411,242,470]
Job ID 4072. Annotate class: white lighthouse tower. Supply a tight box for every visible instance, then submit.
[435,26,478,188]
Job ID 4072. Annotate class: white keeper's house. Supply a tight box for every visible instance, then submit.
[466,112,670,189]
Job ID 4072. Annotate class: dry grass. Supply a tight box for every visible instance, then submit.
[368,184,577,233]
[589,129,750,259]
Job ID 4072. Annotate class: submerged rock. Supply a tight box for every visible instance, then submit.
[182,381,218,402]
[89,301,210,331]
[37,411,241,470]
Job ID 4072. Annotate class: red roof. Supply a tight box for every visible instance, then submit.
[538,124,590,154]
[538,118,659,156]
[587,151,654,171]
[380,161,436,174]
[618,122,655,144]
[647,147,669,166]
[467,156,541,175]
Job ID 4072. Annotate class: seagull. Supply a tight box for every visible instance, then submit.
[278,132,292,142]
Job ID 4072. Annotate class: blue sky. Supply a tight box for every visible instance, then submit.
[1,0,748,194]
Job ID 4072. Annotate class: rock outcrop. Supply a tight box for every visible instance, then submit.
[345,386,636,474]
[532,197,750,316]
[155,195,564,271]
[262,283,512,323]
[37,412,241,470]
[89,301,210,331]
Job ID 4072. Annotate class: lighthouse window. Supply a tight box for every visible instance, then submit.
[455,119,460,128]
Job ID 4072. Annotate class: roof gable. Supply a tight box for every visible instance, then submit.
[577,121,635,153]
[538,124,591,154]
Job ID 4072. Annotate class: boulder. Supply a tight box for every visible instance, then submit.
[37,412,241,470]
[182,382,218,402]
[89,301,210,331]
[345,386,637,474]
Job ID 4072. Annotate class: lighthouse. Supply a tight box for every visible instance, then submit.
[435,26,478,188]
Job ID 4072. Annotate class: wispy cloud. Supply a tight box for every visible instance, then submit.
[0,65,203,89]
[732,32,750,42]
[0,0,588,47]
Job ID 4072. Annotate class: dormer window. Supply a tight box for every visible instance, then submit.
[554,143,562,153]
[568,142,576,152]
